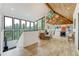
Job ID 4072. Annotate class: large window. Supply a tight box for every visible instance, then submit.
[34,22,38,30]
[4,31,13,41]
[21,20,26,29]
[5,17,12,30]
[26,21,30,30]
[14,19,20,40]
[14,19,20,29]
[31,22,34,31]
[14,30,20,40]
[4,16,45,41]
[20,20,26,35]
[47,10,54,18]
[4,17,13,41]
[4,16,45,51]
[4,17,21,41]
[35,17,45,30]
[37,20,42,30]
[42,17,45,30]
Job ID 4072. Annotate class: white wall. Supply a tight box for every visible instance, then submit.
[17,31,39,48]
[73,3,79,49]
[0,16,4,55]
[0,14,4,54]
[23,31,39,47]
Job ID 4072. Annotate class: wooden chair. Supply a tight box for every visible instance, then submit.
[68,32,75,43]
[39,33,45,39]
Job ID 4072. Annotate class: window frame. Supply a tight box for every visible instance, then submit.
[4,16,14,41]
[4,16,45,41]
[4,16,13,30]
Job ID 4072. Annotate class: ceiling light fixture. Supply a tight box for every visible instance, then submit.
[11,8,14,11]
[67,7,70,10]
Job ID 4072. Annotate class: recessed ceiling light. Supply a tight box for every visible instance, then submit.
[11,8,14,11]
[67,7,70,10]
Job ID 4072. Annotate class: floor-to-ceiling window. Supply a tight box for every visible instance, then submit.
[26,21,30,30]
[20,20,26,35]
[4,17,26,51]
[4,17,13,41]
[34,22,38,30]
[14,19,20,40]
[21,20,26,29]
[36,17,45,30]
[4,16,38,42]
[41,17,45,30]
[4,16,14,52]
[37,19,42,30]
[30,22,34,31]
[4,16,45,52]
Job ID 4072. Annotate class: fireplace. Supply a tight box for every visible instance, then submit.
[60,32,66,37]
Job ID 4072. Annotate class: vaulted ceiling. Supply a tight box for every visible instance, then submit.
[0,3,76,24]
[46,3,76,25]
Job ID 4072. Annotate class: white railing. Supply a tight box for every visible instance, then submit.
[17,31,39,48]
[17,32,24,48]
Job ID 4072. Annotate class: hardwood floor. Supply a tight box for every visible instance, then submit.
[2,36,79,56]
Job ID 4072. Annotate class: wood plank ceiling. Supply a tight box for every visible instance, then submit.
[46,3,76,25]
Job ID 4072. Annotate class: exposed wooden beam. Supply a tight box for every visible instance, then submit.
[59,16,72,24]
[52,14,71,24]
[46,3,73,23]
